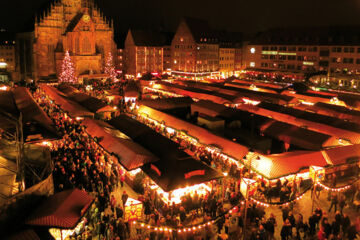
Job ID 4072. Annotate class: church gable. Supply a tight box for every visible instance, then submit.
[73,13,95,33]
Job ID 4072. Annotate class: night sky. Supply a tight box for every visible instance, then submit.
[1,0,360,40]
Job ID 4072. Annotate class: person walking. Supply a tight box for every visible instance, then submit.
[122,191,128,207]
[329,193,338,213]
[265,213,276,240]
[338,195,346,215]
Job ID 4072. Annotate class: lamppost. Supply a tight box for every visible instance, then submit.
[310,166,324,213]
[222,172,228,204]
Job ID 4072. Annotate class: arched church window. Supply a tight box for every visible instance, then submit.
[82,36,91,53]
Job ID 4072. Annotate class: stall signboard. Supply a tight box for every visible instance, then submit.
[309,166,325,181]
[240,178,256,197]
[124,198,143,222]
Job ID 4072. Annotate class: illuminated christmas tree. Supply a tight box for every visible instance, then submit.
[59,51,77,84]
[104,52,117,81]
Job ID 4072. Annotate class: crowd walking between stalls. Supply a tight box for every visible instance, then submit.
[31,83,360,240]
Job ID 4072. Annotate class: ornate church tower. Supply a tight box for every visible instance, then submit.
[34,0,116,80]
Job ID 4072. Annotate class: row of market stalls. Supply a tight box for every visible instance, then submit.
[56,85,117,119]
[147,81,360,139]
[191,100,339,151]
[179,80,297,106]
[134,102,360,185]
[297,101,360,124]
[39,84,94,118]
[253,101,360,144]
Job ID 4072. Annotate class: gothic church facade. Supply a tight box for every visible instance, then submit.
[34,0,116,80]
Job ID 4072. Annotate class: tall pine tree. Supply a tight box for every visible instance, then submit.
[59,51,77,84]
[104,52,117,81]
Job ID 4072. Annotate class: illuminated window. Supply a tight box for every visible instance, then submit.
[250,47,255,54]
[180,38,183,42]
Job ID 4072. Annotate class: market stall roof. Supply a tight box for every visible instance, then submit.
[137,105,249,160]
[191,100,227,117]
[26,188,94,229]
[157,82,236,104]
[250,151,328,179]
[56,84,79,97]
[260,120,338,150]
[323,144,360,166]
[109,115,223,192]
[39,84,94,118]
[314,102,360,117]
[57,85,114,113]
[68,92,112,113]
[250,144,360,179]
[83,118,158,170]
[191,100,270,130]
[138,97,194,110]
[258,102,360,133]
[13,87,59,142]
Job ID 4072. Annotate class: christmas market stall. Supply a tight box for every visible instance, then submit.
[82,118,158,171]
[109,115,223,204]
[26,188,94,240]
[259,120,339,150]
[255,101,360,144]
[38,84,94,118]
[57,85,116,119]
[318,144,360,189]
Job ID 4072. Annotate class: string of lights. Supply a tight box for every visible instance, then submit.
[250,188,308,208]
[316,180,358,192]
[132,202,245,234]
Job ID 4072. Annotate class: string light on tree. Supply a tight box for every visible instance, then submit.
[104,52,117,81]
[59,51,77,84]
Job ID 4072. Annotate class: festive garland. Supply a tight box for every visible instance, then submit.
[133,202,245,234]
[316,179,358,192]
[249,186,310,208]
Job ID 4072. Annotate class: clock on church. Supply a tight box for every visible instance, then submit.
[82,14,90,22]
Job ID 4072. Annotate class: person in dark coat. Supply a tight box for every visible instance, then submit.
[341,214,351,236]
[322,218,332,238]
[328,193,338,213]
[280,219,292,240]
[266,214,276,240]
[121,191,128,207]
[308,212,317,236]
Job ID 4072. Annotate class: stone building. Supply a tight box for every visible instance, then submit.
[124,29,171,76]
[33,0,116,81]
[171,17,219,80]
